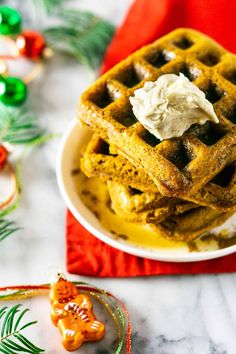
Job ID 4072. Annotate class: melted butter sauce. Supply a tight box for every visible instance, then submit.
[73,169,186,250]
[72,168,236,253]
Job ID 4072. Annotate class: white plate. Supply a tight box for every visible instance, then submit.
[57,120,236,262]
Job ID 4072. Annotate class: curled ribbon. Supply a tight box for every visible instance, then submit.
[0,282,131,354]
[0,161,18,210]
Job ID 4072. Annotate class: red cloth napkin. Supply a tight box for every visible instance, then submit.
[67,0,236,277]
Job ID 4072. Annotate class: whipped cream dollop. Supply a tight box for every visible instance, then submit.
[130,73,219,140]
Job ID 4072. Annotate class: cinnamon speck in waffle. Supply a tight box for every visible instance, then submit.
[78,28,236,198]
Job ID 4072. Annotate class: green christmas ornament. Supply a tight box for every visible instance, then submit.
[0,76,27,106]
[0,6,21,35]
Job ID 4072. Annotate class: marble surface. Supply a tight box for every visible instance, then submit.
[1,1,236,353]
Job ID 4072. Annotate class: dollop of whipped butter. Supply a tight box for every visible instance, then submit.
[129,73,219,140]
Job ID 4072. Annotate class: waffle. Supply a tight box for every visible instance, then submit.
[80,134,157,192]
[81,135,236,211]
[151,208,234,241]
[107,181,197,224]
[78,28,236,198]
[107,181,233,240]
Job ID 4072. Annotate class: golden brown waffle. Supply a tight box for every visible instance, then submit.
[151,208,234,241]
[80,134,158,192]
[78,28,236,198]
[107,181,197,224]
[107,180,233,240]
[81,135,236,211]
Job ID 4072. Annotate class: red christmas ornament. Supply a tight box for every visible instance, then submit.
[16,30,45,59]
[0,145,8,169]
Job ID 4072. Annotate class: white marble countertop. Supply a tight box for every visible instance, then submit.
[1,1,236,353]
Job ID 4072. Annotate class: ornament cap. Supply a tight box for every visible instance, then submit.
[47,267,66,283]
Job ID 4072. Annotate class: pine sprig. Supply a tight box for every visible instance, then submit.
[0,220,20,242]
[0,105,45,145]
[43,9,115,69]
[0,105,50,242]
[0,305,45,353]
[33,0,67,14]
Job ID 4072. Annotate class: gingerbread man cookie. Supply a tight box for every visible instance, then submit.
[50,276,105,351]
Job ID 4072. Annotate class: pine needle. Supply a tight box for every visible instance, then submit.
[43,9,115,69]
[0,305,45,353]
[33,0,66,14]
[0,105,45,145]
[0,105,51,242]
[31,0,115,68]
[0,220,20,242]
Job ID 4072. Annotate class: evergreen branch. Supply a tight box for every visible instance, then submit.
[0,220,20,242]
[0,305,44,353]
[43,9,115,69]
[0,107,54,241]
[0,105,45,145]
[25,133,60,146]
[33,0,66,14]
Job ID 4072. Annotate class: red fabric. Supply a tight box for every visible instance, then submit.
[67,0,236,277]
[101,0,236,73]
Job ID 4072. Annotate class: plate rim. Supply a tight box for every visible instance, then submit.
[56,120,236,262]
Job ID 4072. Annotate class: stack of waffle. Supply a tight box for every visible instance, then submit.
[77,28,236,242]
